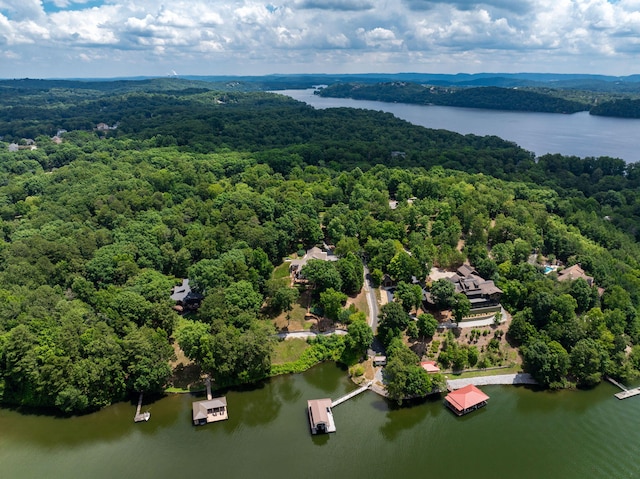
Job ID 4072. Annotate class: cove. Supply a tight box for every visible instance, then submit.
[276,89,640,163]
[1,362,639,479]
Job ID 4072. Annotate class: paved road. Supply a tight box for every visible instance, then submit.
[276,329,348,340]
[446,372,537,389]
[363,263,379,333]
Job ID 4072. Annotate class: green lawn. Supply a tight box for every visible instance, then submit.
[272,338,310,364]
[445,364,523,379]
[272,262,291,280]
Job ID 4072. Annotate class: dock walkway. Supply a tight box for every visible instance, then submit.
[134,393,150,422]
[606,376,640,400]
[331,382,372,407]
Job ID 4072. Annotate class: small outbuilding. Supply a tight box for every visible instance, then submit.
[373,355,387,367]
[307,398,336,434]
[444,384,489,416]
[420,360,440,373]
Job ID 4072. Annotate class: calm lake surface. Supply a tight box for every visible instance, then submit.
[2,362,639,479]
[277,89,640,163]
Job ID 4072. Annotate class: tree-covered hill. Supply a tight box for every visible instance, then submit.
[317,83,588,114]
[316,81,640,117]
[0,81,640,413]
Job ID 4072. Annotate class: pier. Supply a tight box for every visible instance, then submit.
[605,376,640,400]
[192,377,228,426]
[134,393,150,422]
[331,382,372,408]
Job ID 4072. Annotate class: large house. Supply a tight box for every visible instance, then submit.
[449,265,502,311]
[557,264,594,286]
[289,246,338,283]
[170,279,204,312]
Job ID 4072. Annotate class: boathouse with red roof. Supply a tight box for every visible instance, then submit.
[444,384,489,416]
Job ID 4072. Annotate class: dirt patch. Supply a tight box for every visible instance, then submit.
[168,339,203,391]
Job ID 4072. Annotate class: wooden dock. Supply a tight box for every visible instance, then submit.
[331,382,372,408]
[134,392,150,422]
[605,376,640,400]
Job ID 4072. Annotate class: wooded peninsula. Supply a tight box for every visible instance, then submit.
[1,78,639,414]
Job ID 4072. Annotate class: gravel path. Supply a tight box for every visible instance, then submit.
[446,372,537,389]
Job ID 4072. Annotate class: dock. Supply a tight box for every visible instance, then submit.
[605,376,640,400]
[134,393,150,422]
[192,377,228,426]
[331,382,372,408]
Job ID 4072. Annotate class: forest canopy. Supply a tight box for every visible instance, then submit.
[0,79,640,413]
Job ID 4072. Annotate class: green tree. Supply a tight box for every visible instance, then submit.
[301,259,342,294]
[451,293,471,323]
[430,278,456,309]
[346,319,374,355]
[395,281,423,313]
[336,253,364,295]
[570,338,608,387]
[523,339,569,388]
[319,288,348,321]
[377,302,411,346]
[417,313,439,338]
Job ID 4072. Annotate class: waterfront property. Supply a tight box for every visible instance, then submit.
[192,378,228,426]
[444,384,489,416]
[425,265,503,322]
[307,398,336,434]
[307,383,371,434]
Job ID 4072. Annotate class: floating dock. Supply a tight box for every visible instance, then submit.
[134,393,150,422]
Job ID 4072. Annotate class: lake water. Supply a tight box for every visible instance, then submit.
[2,362,639,479]
[277,89,640,163]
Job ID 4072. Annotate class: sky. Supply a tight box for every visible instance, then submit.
[1,0,640,78]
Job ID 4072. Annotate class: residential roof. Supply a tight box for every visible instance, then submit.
[457,264,477,278]
[289,246,337,271]
[170,278,203,302]
[444,384,489,412]
[420,360,440,373]
[192,397,227,421]
[307,398,332,427]
[557,264,594,285]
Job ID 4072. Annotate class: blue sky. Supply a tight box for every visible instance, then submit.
[0,0,639,78]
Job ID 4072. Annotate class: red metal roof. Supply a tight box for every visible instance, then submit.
[444,384,489,411]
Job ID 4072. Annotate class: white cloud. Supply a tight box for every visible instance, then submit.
[1,0,640,77]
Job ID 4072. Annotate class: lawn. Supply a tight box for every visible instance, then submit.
[272,288,316,332]
[272,338,310,364]
[272,262,291,280]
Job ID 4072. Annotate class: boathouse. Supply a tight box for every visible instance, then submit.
[444,384,489,416]
[192,377,228,426]
[307,398,336,434]
[192,396,228,426]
